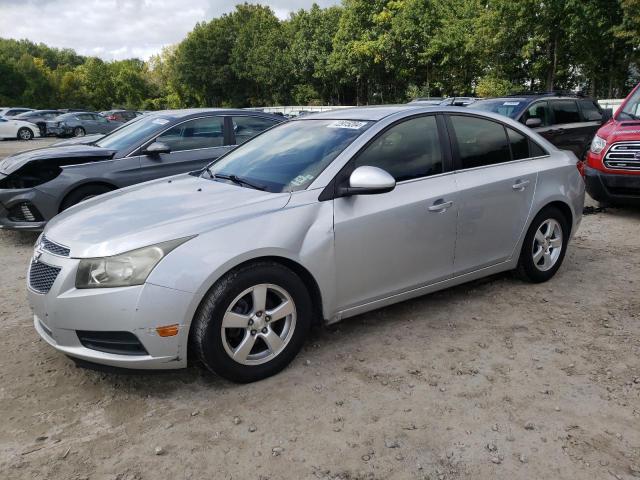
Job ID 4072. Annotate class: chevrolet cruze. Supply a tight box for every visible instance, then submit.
[28,106,585,383]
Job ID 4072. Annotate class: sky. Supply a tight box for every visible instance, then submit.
[0,0,341,60]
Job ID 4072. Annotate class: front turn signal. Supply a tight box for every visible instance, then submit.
[156,324,179,337]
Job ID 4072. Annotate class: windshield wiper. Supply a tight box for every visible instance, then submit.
[212,173,266,191]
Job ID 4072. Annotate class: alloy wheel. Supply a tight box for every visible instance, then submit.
[220,283,296,365]
[532,218,563,272]
[19,128,32,140]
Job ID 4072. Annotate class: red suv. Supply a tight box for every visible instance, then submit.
[585,83,640,206]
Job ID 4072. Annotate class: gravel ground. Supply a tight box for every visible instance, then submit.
[1,141,639,479]
[0,137,59,158]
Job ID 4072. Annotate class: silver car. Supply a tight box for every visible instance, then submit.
[28,106,585,382]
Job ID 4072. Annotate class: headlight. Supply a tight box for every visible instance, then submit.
[75,237,193,289]
[590,135,607,154]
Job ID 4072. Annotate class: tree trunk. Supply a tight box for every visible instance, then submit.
[546,35,558,91]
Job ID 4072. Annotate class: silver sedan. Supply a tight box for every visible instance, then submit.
[28,106,585,382]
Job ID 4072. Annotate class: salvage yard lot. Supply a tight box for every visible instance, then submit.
[0,141,639,479]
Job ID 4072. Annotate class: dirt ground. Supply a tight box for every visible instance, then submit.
[0,137,59,159]
[0,139,639,480]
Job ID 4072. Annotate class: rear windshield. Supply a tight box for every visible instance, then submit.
[468,99,528,118]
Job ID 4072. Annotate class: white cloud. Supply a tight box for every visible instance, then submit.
[0,0,340,60]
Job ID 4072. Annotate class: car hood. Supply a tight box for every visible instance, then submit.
[44,174,292,258]
[598,118,640,144]
[0,144,116,175]
[51,134,104,147]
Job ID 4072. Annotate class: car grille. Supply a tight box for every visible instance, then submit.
[41,236,70,257]
[7,202,43,222]
[29,261,61,294]
[604,142,640,170]
[76,331,149,356]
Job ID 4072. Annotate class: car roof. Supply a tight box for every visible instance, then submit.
[144,108,283,120]
[297,105,430,121]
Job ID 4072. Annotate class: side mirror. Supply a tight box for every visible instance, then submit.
[601,108,613,124]
[143,141,171,156]
[337,166,396,197]
[525,118,542,128]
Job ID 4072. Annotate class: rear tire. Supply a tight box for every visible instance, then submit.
[17,127,34,141]
[191,261,312,383]
[60,184,115,211]
[517,206,569,283]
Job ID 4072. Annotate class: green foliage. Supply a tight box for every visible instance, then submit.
[476,76,516,98]
[1,0,639,109]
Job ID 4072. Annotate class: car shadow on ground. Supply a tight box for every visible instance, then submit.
[76,267,516,396]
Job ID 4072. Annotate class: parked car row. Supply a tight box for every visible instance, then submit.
[0,108,148,139]
[0,109,283,229]
[4,85,639,383]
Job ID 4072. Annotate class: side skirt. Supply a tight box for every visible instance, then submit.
[327,259,516,324]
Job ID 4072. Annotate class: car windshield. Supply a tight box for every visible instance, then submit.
[618,86,640,120]
[468,99,527,118]
[94,114,172,151]
[204,119,372,193]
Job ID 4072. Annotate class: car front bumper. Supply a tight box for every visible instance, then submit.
[27,249,193,369]
[584,166,640,205]
[0,186,58,231]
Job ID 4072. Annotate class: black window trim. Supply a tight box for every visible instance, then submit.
[443,112,549,172]
[319,112,453,201]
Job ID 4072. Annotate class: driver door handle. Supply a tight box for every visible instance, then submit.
[512,179,530,191]
[428,200,453,212]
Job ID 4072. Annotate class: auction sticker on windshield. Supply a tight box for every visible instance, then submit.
[327,120,368,129]
[152,118,170,125]
[503,101,521,106]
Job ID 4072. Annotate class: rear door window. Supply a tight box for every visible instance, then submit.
[551,100,581,124]
[507,127,530,160]
[449,115,511,169]
[578,99,603,121]
[156,116,225,151]
[232,116,279,145]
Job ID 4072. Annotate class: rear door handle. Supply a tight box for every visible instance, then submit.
[428,200,453,212]
[512,179,530,191]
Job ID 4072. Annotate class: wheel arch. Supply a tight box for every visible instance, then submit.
[58,180,118,212]
[540,200,574,236]
[190,255,325,327]
[185,254,325,366]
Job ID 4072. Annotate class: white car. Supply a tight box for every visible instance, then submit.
[0,117,41,140]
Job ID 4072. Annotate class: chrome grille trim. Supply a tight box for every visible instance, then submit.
[41,236,70,257]
[604,142,640,170]
[29,261,61,294]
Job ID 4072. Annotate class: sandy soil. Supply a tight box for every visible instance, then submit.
[0,140,639,479]
[0,138,59,159]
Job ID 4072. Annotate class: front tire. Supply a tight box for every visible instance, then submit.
[73,126,85,137]
[191,262,312,383]
[60,184,115,211]
[517,206,569,283]
[17,127,34,140]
